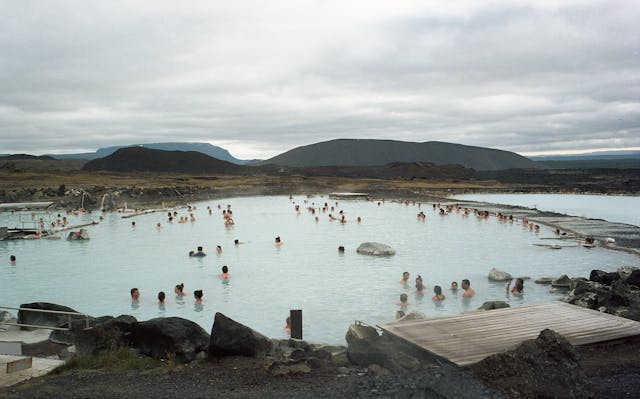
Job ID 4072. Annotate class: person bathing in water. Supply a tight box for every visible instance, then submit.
[175,283,187,296]
[461,279,475,298]
[507,278,524,295]
[219,265,231,279]
[400,271,410,286]
[432,285,445,301]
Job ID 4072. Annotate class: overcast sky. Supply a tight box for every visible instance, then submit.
[1,1,638,159]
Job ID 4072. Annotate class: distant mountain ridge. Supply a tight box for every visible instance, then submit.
[50,142,253,164]
[82,147,248,173]
[263,139,537,171]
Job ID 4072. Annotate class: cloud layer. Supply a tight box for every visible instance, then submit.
[1,0,638,158]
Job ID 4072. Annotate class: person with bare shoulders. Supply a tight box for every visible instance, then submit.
[400,271,410,286]
[461,279,475,298]
[219,265,231,279]
[432,285,445,301]
[397,293,410,308]
[275,236,283,246]
[130,288,140,302]
[284,317,291,335]
[174,283,187,296]
[507,278,524,295]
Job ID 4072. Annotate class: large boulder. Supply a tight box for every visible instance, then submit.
[131,317,210,362]
[626,269,640,288]
[551,275,572,288]
[17,302,83,331]
[345,323,379,344]
[589,269,619,286]
[487,268,512,281]
[209,312,272,358]
[356,242,395,256]
[50,315,114,345]
[67,229,90,240]
[468,329,591,399]
[75,315,137,356]
[346,332,420,373]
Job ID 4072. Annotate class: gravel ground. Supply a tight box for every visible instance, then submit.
[3,337,640,399]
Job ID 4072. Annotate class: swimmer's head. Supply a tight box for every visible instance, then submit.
[10,255,16,262]
[275,236,281,243]
[194,289,203,299]
[434,285,442,295]
[234,239,239,245]
[197,246,203,252]
[402,272,410,280]
[222,265,228,273]
[400,293,408,303]
[130,288,140,300]
[396,310,406,320]
[158,291,165,302]
[338,246,345,253]
[451,281,458,290]
[461,279,471,289]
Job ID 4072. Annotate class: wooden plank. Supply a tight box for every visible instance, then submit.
[381,301,640,366]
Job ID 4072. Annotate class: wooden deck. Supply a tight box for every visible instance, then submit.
[380,301,640,366]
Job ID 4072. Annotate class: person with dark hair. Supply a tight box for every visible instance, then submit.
[194,289,203,303]
[158,291,166,304]
[395,310,406,320]
[432,285,445,301]
[193,246,206,257]
[338,246,345,253]
[219,265,230,279]
[174,283,186,296]
[284,317,291,335]
[130,288,140,301]
[461,279,475,298]
[450,281,458,291]
[275,236,282,246]
[9,255,16,264]
[507,278,524,295]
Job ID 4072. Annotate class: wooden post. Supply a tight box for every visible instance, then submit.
[290,309,302,339]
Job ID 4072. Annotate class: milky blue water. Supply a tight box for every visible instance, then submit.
[452,193,640,227]
[1,195,638,343]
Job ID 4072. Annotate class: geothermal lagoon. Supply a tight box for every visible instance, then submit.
[1,195,638,343]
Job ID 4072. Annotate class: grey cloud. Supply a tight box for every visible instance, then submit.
[0,1,638,158]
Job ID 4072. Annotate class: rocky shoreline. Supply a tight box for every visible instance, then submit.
[2,264,639,398]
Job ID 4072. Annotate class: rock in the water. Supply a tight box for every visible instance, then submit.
[356,242,395,256]
[534,277,554,285]
[209,312,272,358]
[589,269,619,286]
[487,268,512,281]
[551,274,572,288]
[131,317,210,362]
[17,302,82,330]
[396,311,426,322]
[67,229,90,240]
[75,315,137,356]
[468,329,591,399]
[478,301,510,311]
[345,323,379,344]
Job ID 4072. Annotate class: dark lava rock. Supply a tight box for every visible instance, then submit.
[345,323,379,344]
[551,274,572,288]
[208,312,272,358]
[50,315,114,345]
[468,329,593,399]
[131,317,209,362]
[17,302,82,331]
[626,269,640,288]
[589,269,620,286]
[75,315,137,356]
[478,301,510,311]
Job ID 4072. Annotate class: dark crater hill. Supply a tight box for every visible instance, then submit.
[82,147,250,174]
[263,139,538,171]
